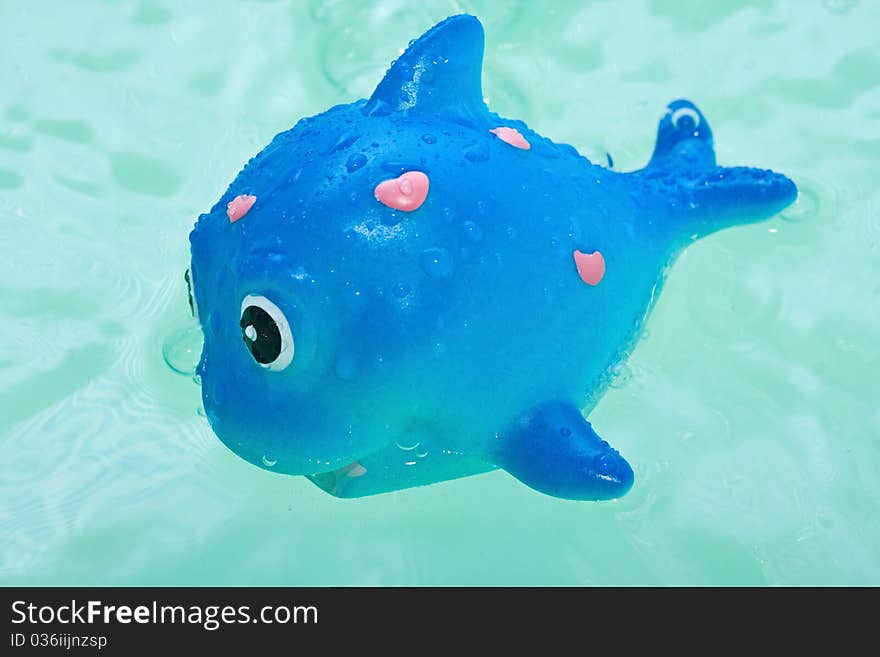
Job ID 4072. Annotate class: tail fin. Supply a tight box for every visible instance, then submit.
[641,99,797,239]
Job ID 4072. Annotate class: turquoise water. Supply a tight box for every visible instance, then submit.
[1,0,878,585]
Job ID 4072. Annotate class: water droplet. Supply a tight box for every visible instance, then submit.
[420,247,454,278]
[609,363,633,389]
[392,282,411,298]
[262,455,277,467]
[781,186,819,222]
[366,99,392,117]
[327,133,360,155]
[162,323,203,375]
[464,142,489,162]
[380,161,421,175]
[462,221,482,241]
[346,153,367,173]
[421,133,437,144]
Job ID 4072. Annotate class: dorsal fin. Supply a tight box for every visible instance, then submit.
[364,14,486,118]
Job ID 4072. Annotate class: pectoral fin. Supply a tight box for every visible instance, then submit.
[490,400,634,501]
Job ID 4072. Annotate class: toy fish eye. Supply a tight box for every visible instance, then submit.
[239,295,295,371]
[184,268,199,321]
[670,107,701,132]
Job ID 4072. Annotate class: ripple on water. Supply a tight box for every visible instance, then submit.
[683,243,783,345]
[822,0,859,14]
[109,152,183,197]
[132,2,173,27]
[51,48,142,73]
[780,183,820,222]
[185,65,228,97]
[0,167,23,189]
[0,391,122,575]
[776,174,849,249]
[34,118,94,144]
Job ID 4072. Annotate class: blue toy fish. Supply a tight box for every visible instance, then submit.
[187,15,797,500]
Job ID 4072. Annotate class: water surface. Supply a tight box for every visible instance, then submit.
[1,0,878,585]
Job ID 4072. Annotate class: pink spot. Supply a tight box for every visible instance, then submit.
[374,171,429,212]
[226,194,256,223]
[573,250,606,286]
[489,126,530,150]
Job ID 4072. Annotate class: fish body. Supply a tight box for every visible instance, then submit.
[188,15,796,500]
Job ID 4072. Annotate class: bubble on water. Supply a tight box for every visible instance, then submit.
[416,448,429,459]
[162,323,203,375]
[262,455,277,467]
[781,185,819,222]
[396,439,420,451]
[421,133,437,144]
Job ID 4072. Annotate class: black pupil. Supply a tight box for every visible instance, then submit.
[240,305,282,364]
[675,114,695,131]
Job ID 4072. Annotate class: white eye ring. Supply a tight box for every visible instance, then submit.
[240,294,295,371]
[185,267,200,322]
[671,107,701,130]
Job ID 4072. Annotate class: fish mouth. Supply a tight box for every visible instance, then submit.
[306,460,367,496]
[582,450,634,501]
